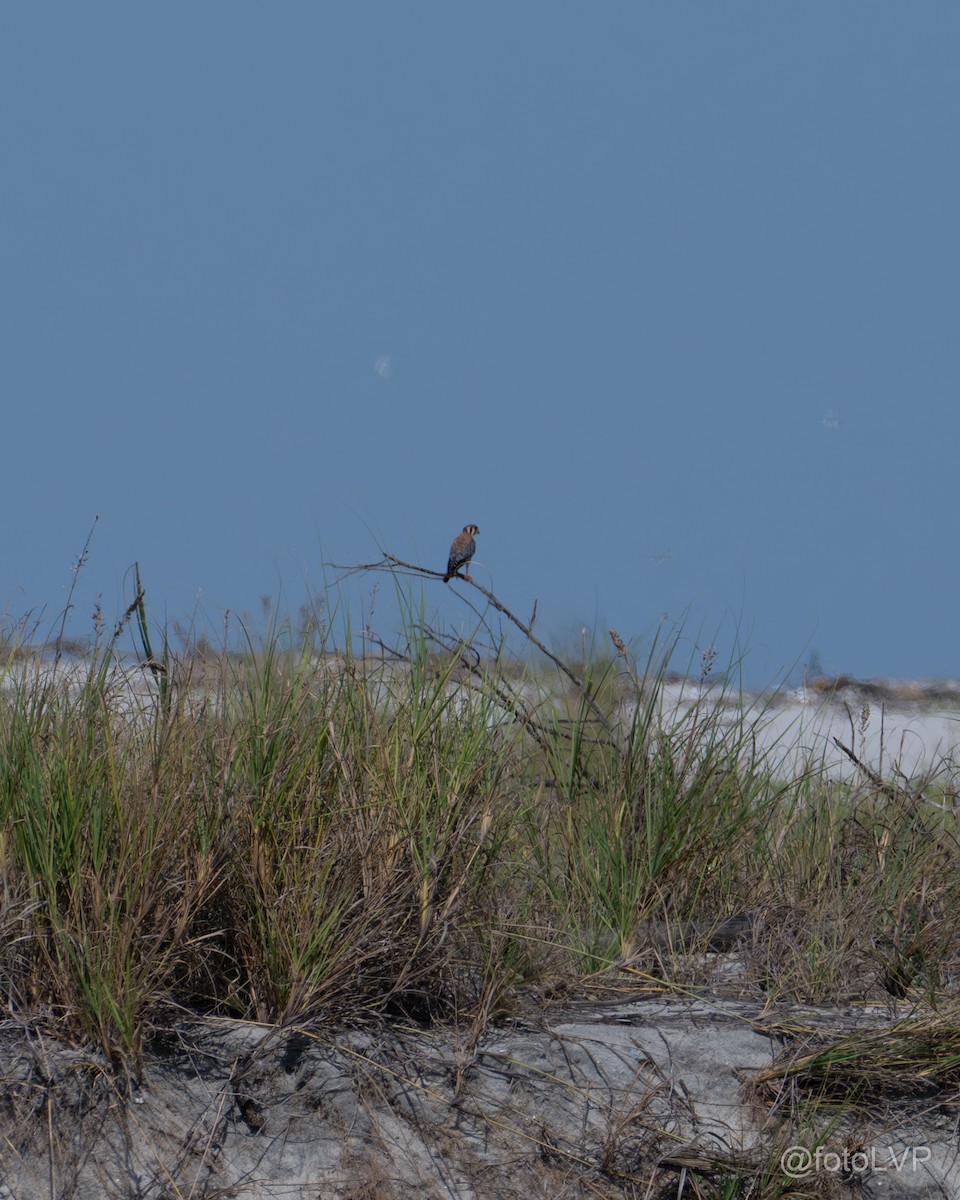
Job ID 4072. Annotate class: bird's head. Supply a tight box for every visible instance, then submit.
[464,524,480,537]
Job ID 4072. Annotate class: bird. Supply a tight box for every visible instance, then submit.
[444,524,479,582]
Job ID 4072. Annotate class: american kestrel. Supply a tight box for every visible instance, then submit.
[444,524,479,582]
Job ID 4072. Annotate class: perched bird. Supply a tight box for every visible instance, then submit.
[444,524,480,582]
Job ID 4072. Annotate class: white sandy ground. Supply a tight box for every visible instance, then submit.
[655,679,960,785]
[2,998,958,1199]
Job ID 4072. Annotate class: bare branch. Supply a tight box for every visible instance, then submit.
[366,553,615,738]
[326,551,618,744]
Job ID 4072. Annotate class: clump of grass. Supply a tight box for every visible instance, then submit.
[750,756,960,1004]
[755,1008,960,1108]
[213,621,521,1025]
[0,623,222,1073]
[519,628,782,973]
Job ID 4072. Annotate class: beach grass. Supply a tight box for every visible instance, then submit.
[1,563,959,1193]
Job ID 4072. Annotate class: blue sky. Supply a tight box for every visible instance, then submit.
[2,4,957,684]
